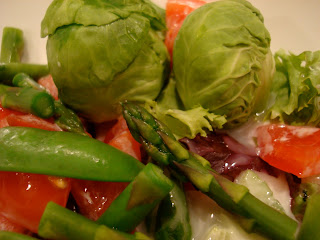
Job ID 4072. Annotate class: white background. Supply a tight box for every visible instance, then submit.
[0,0,319,64]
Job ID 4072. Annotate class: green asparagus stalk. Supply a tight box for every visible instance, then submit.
[38,201,151,240]
[54,100,87,136]
[12,73,87,135]
[121,102,298,240]
[0,63,49,85]
[97,163,173,232]
[0,84,55,118]
[0,27,24,63]
[0,232,38,240]
[154,180,192,240]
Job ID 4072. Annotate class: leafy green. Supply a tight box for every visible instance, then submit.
[173,0,274,129]
[266,49,320,126]
[145,77,226,139]
[41,0,169,122]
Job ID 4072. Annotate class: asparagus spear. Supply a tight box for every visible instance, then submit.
[12,73,87,135]
[0,27,24,63]
[38,201,151,240]
[97,163,174,232]
[0,83,55,118]
[0,63,49,85]
[121,102,298,240]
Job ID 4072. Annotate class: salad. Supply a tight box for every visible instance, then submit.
[0,0,320,239]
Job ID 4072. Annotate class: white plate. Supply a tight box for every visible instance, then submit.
[0,0,319,64]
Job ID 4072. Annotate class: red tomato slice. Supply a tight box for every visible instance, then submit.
[38,75,59,100]
[0,172,70,233]
[165,0,206,58]
[257,124,320,178]
[0,105,69,233]
[6,114,61,131]
[71,117,141,220]
[0,214,29,234]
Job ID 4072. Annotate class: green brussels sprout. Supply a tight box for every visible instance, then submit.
[173,0,275,128]
[41,0,169,122]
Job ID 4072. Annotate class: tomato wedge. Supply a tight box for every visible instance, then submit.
[71,117,141,220]
[165,0,206,58]
[0,173,70,233]
[38,75,59,100]
[0,214,29,234]
[257,124,320,178]
[0,105,69,233]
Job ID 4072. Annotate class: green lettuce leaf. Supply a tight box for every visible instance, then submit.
[266,49,320,126]
[145,78,227,139]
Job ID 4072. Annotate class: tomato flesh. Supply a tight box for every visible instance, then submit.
[0,105,69,233]
[71,117,141,220]
[165,0,206,58]
[0,172,70,233]
[257,124,320,178]
[0,214,29,234]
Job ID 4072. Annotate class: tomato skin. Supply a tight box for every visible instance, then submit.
[0,105,69,233]
[165,0,206,58]
[0,214,29,234]
[71,117,141,220]
[0,172,71,233]
[38,75,59,100]
[257,124,320,178]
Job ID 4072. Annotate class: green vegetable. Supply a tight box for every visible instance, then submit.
[145,77,227,139]
[235,170,284,213]
[0,84,55,118]
[0,27,24,63]
[41,0,169,123]
[297,193,320,240]
[172,0,274,129]
[97,163,174,232]
[0,62,49,85]
[54,100,87,136]
[12,72,46,90]
[11,74,87,135]
[38,201,151,240]
[0,126,144,181]
[122,102,298,240]
[0,232,38,240]
[266,50,320,126]
[154,180,192,240]
[292,182,320,220]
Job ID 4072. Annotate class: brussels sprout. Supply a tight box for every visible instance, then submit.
[173,0,275,128]
[41,0,169,122]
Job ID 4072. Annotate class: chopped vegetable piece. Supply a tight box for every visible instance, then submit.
[0,231,38,240]
[165,0,205,58]
[97,163,174,232]
[0,214,29,234]
[0,27,24,63]
[0,172,70,233]
[257,124,320,177]
[0,63,49,85]
[38,201,151,240]
[154,180,192,240]
[297,193,320,240]
[71,117,140,220]
[0,84,55,119]
[12,73,46,90]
